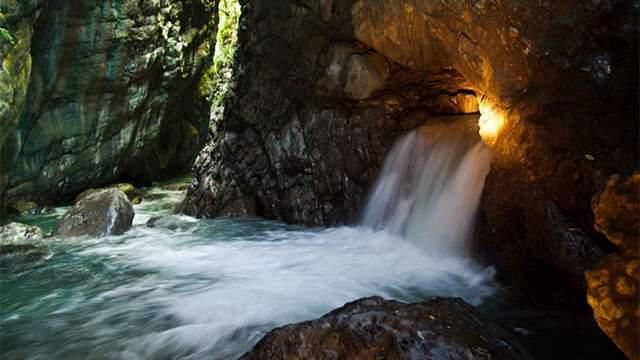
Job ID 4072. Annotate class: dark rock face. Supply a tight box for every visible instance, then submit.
[474,2,638,307]
[53,188,134,238]
[0,0,219,209]
[183,0,638,309]
[181,0,481,224]
[241,296,531,360]
[586,173,639,360]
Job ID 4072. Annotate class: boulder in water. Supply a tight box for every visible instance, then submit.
[146,216,196,231]
[0,222,44,245]
[54,188,134,238]
[241,296,532,360]
[0,223,47,266]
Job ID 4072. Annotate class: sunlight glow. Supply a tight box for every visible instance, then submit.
[478,100,505,145]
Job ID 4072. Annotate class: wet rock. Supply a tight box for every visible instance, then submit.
[0,222,47,266]
[586,172,640,360]
[242,296,532,360]
[146,216,196,231]
[0,222,44,246]
[53,189,134,238]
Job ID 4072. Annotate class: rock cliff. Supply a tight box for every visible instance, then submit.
[0,0,219,209]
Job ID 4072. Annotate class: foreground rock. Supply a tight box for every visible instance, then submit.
[53,189,134,238]
[586,173,640,360]
[242,297,531,360]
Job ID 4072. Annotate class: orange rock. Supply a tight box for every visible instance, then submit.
[592,172,640,252]
[588,174,640,360]
[587,254,640,360]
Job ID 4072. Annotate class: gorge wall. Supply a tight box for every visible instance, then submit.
[182,0,639,310]
[0,0,219,209]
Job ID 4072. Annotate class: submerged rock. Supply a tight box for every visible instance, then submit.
[241,296,532,360]
[53,189,134,238]
[146,216,196,231]
[0,244,48,264]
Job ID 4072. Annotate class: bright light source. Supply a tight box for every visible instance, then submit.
[478,100,505,145]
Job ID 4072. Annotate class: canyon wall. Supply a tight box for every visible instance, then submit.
[183,0,638,311]
[0,0,219,209]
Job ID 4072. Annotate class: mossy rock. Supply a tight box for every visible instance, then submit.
[8,200,39,215]
[75,183,142,205]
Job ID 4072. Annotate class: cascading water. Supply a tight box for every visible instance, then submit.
[2,128,498,359]
[362,119,493,257]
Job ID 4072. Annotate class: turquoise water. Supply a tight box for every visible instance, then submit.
[1,186,497,359]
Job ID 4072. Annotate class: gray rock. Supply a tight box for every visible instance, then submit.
[0,222,47,266]
[0,222,45,246]
[53,188,134,238]
[146,215,196,231]
[241,296,532,360]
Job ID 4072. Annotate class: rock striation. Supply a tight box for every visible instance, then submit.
[241,296,532,360]
[0,0,219,210]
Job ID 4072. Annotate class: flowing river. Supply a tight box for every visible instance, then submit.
[1,123,621,359]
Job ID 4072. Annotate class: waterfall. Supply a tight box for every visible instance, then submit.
[361,119,492,257]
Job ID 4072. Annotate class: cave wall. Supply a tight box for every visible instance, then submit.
[183,0,639,310]
[0,0,219,209]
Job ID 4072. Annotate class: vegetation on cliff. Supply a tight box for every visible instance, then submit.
[198,0,240,107]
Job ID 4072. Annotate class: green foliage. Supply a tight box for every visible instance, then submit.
[198,0,240,107]
[0,27,15,45]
